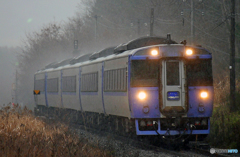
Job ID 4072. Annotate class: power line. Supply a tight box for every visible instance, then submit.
[155,18,181,22]
[205,44,240,58]
[98,22,134,30]
[101,16,135,29]
[155,19,182,25]
[184,18,229,43]
[211,16,230,32]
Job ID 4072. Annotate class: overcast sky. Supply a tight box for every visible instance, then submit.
[0,0,84,47]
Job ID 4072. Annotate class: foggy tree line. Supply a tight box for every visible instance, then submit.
[15,0,239,109]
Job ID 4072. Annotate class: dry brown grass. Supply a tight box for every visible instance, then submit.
[0,104,112,157]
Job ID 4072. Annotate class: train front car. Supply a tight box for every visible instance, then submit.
[129,44,213,141]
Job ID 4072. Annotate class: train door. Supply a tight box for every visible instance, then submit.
[161,60,186,116]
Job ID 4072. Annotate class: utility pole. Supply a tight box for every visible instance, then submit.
[190,0,195,45]
[182,0,204,44]
[150,8,154,36]
[137,19,140,37]
[15,70,18,104]
[93,15,101,41]
[230,0,236,112]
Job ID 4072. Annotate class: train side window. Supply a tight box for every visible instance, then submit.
[104,68,127,92]
[131,60,159,87]
[166,61,179,86]
[47,78,58,93]
[81,72,98,92]
[62,76,76,92]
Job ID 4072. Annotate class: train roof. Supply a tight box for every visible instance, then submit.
[69,53,92,65]
[35,35,211,74]
[89,46,116,60]
[114,36,177,54]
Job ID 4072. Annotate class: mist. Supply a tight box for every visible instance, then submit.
[0,0,238,110]
[0,47,19,106]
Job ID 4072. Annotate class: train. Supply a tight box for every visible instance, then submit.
[34,35,213,143]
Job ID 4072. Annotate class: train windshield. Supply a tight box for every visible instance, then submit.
[131,60,159,87]
[186,59,213,86]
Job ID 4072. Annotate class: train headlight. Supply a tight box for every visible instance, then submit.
[138,91,146,100]
[200,91,208,99]
[186,49,193,55]
[151,50,158,56]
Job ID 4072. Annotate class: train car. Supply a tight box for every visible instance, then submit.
[34,35,213,142]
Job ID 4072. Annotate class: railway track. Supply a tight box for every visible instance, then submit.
[41,115,224,157]
[71,123,232,157]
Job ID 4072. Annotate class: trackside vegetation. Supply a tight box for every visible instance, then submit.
[0,105,112,157]
[207,74,240,149]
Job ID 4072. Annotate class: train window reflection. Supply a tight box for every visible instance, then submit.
[166,61,180,85]
[131,60,159,87]
[186,59,213,86]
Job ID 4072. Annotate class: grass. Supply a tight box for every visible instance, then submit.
[0,104,112,157]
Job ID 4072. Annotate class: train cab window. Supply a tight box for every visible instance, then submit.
[131,60,159,87]
[166,61,179,85]
[186,59,213,86]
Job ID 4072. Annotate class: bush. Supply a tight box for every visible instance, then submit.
[208,104,240,149]
[0,104,112,157]
[207,74,240,150]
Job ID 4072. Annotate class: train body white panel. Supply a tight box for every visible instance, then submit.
[104,95,130,117]
[63,95,80,110]
[104,57,128,70]
[103,57,131,118]
[81,63,104,113]
[46,71,61,108]
[62,67,80,110]
[34,73,46,106]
